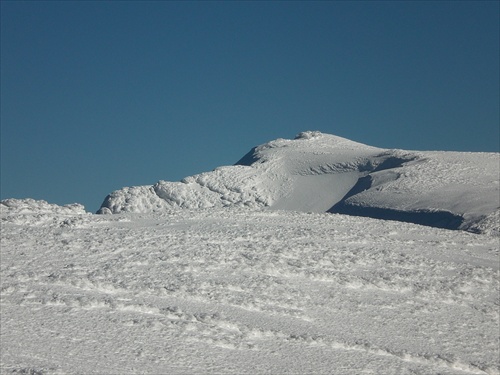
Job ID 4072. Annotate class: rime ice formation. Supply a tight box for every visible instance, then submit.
[98,131,499,234]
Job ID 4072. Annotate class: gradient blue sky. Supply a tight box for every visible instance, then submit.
[1,1,499,212]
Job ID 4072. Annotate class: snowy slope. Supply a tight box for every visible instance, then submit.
[1,201,499,374]
[98,131,500,234]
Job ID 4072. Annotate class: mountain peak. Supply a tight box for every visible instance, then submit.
[294,130,323,139]
[97,132,499,235]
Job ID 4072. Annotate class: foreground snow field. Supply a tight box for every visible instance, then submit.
[1,201,499,374]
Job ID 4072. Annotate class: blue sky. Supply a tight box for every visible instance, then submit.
[1,1,499,212]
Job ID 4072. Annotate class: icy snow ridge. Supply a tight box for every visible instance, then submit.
[98,131,499,234]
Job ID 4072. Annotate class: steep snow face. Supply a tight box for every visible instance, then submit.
[97,131,499,234]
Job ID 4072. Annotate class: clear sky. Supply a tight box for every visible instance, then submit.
[1,1,499,212]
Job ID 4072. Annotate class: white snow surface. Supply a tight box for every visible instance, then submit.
[1,202,499,374]
[97,131,500,235]
[2,132,499,373]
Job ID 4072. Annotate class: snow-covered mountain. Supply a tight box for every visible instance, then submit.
[98,131,500,235]
[2,132,499,374]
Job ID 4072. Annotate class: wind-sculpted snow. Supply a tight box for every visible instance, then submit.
[97,131,386,214]
[1,198,87,215]
[1,198,89,227]
[97,131,499,234]
[332,151,500,234]
[1,204,499,374]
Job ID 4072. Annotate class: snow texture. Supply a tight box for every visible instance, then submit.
[2,132,499,374]
[1,202,499,374]
[97,131,500,235]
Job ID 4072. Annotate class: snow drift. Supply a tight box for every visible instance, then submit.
[0,198,89,227]
[1,198,86,216]
[97,131,499,234]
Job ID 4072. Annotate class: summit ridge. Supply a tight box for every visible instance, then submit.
[97,131,499,235]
